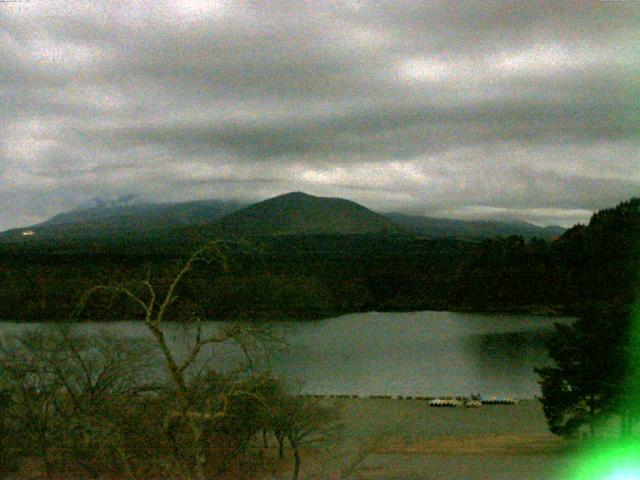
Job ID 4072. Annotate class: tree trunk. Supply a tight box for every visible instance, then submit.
[290,441,301,480]
[277,433,285,459]
[190,420,207,480]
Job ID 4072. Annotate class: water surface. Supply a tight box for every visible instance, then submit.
[0,311,571,398]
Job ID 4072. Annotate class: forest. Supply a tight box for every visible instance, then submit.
[0,197,638,323]
[0,198,638,478]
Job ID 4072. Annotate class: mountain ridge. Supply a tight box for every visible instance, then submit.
[0,192,565,242]
[386,213,565,240]
[0,199,243,241]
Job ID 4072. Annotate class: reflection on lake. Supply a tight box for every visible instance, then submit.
[275,311,571,398]
[0,311,572,398]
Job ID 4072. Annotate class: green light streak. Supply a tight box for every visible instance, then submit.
[562,303,640,480]
[567,439,640,480]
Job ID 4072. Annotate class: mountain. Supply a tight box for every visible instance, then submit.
[186,192,404,238]
[0,199,243,241]
[386,213,565,240]
[1,192,566,243]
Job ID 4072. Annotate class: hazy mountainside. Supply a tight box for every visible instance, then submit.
[386,213,565,240]
[181,192,405,238]
[0,199,243,241]
[2,191,567,242]
[42,200,242,227]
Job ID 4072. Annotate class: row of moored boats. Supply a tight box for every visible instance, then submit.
[429,397,517,407]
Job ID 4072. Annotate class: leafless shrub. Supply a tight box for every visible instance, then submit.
[0,324,156,477]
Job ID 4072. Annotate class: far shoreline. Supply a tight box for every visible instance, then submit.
[0,303,579,324]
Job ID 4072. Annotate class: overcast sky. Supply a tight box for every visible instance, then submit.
[1,0,639,230]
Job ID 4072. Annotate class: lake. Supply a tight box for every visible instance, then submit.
[0,311,572,398]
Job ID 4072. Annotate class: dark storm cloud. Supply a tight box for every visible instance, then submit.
[1,0,639,230]
[93,96,637,160]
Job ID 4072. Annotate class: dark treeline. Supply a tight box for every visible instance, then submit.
[455,198,640,312]
[1,198,638,322]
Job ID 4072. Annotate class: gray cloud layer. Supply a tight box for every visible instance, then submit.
[1,0,639,230]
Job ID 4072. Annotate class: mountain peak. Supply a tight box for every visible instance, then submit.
[266,191,332,202]
[202,192,403,237]
[281,191,311,197]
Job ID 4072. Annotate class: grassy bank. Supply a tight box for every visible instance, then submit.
[2,396,582,480]
[272,398,581,480]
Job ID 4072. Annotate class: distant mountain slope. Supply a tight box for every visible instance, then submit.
[386,213,565,240]
[190,192,404,238]
[1,192,566,243]
[0,199,243,241]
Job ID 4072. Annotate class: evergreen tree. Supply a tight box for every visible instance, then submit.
[536,304,632,437]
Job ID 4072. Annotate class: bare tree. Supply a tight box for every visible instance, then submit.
[266,395,342,480]
[0,331,61,476]
[74,241,280,479]
[0,324,155,477]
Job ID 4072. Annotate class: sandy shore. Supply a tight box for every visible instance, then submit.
[289,398,581,480]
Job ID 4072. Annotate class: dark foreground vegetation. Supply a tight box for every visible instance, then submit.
[0,197,638,322]
[537,302,640,439]
[0,244,342,479]
[0,325,341,479]
[533,199,640,441]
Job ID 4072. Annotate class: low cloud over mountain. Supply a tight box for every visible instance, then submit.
[2,1,638,230]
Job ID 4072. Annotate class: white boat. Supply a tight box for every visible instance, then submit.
[429,398,461,407]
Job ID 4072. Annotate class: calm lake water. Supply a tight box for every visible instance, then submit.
[0,311,572,398]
